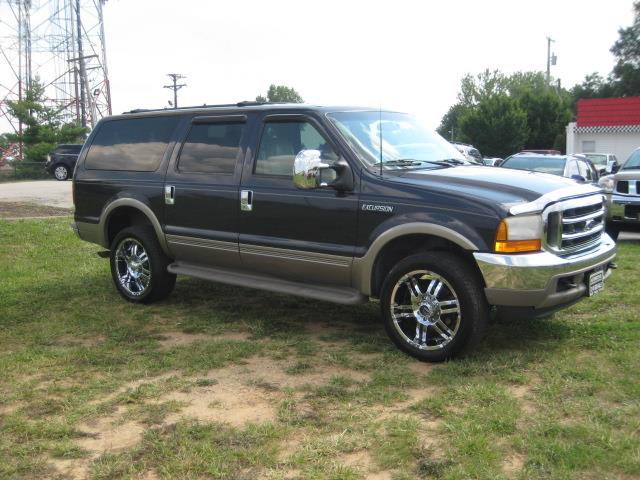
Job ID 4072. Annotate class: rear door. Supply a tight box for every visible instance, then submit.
[163,114,250,268]
[238,113,359,286]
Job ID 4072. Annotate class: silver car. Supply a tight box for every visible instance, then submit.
[599,148,640,240]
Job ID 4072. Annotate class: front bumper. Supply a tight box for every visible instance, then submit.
[607,193,640,224]
[473,236,616,309]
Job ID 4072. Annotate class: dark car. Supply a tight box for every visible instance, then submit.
[71,103,615,362]
[45,144,83,180]
[500,153,599,184]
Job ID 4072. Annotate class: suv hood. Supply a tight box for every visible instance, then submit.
[391,165,599,214]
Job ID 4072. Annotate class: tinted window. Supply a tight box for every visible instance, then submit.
[255,121,337,176]
[622,149,640,170]
[177,122,244,174]
[501,156,566,176]
[56,145,82,155]
[85,116,178,171]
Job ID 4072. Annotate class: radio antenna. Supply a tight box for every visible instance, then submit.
[379,104,383,177]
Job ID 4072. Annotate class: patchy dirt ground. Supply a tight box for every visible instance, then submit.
[43,329,439,480]
[0,201,72,219]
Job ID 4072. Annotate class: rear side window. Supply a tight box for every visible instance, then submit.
[56,145,82,155]
[177,122,245,174]
[85,116,178,171]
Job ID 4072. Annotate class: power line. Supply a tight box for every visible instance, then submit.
[163,73,186,109]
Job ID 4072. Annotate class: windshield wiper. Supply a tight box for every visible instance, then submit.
[436,158,466,165]
[373,158,452,168]
[621,166,640,170]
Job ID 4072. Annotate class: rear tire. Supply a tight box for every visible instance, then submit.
[380,251,488,362]
[53,164,69,181]
[109,226,175,304]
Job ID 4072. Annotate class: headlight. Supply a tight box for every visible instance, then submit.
[598,175,614,193]
[494,215,543,253]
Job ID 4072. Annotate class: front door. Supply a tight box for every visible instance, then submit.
[163,114,249,268]
[238,114,359,286]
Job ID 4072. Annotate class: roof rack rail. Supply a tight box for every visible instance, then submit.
[123,100,277,115]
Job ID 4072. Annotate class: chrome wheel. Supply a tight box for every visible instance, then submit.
[390,270,461,350]
[114,238,151,297]
[54,165,68,180]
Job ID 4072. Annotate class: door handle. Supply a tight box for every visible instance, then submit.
[165,185,175,205]
[240,189,253,212]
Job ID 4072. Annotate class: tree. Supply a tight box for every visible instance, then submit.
[6,78,86,162]
[439,70,572,154]
[458,94,528,158]
[436,103,469,140]
[256,84,303,103]
[610,1,640,96]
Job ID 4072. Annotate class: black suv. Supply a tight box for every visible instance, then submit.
[72,103,616,361]
[45,144,83,180]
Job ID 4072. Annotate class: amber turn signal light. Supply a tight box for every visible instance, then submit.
[494,219,542,253]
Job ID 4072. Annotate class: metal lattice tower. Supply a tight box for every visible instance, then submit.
[0,0,111,150]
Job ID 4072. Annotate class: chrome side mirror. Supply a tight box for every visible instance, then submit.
[293,149,331,189]
[293,149,354,191]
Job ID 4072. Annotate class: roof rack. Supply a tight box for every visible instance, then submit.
[123,100,272,115]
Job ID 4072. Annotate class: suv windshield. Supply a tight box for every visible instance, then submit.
[622,149,640,170]
[501,155,567,175]
[327,111,466,169]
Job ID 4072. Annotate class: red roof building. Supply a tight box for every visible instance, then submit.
[567,97,640,162]
[576,97,640,129]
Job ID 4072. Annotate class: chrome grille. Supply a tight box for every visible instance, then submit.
[546,196,605,255]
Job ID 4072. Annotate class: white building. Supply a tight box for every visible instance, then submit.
[566,96,640,163]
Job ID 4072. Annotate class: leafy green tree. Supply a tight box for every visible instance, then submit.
[440,70,572,154]
[458,94,528,157]
[256,84,303,103]
[517,88,572,150]
[457,69,508,107]
[610,1,640,96]
[436,103,469,140]
[6,78,86,162]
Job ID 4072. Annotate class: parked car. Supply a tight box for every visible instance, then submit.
[580,152,619,176]
[45,144,83,180]
[521,149,561,155]
[72,103,616,362]
[483,157,502,167]
[500,153,599,184]
[450,142,484,164]
[599,147,640,240]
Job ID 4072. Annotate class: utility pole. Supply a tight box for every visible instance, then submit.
[546,37,557,84]
[163,73,186,109]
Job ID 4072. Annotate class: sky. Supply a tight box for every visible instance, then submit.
[0,0,636,132]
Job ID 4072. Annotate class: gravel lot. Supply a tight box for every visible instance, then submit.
[0,180,73,208]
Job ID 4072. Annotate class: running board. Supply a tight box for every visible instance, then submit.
[167,261,368,305]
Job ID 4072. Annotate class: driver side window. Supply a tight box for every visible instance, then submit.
[255,121,338,177]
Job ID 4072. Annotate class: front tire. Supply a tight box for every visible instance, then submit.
[109,226,176,304]
[380,251,488,362]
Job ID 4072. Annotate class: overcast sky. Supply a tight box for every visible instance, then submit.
[1,0,636,133]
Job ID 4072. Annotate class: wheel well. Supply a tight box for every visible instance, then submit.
[370,234,481,298]
[106,207,153,248]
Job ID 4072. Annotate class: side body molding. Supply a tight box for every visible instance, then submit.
[99,198,169,255]
[351,222,479,296]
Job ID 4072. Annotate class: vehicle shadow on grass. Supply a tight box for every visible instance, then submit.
[168,277,570,363]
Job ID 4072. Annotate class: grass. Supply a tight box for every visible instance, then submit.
[0,216,639,479]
